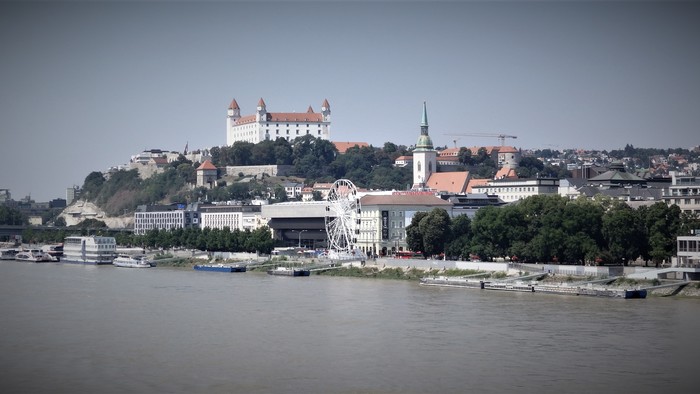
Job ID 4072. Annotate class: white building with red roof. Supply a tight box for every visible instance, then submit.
[226,98,331,145]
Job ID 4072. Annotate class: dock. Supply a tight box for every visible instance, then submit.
[420,275,661,299]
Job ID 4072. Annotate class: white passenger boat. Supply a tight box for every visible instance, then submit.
[113,254,152,268]
[15,249,54,262]
[42,243,64,260]
[62,236,116,265]
[0,248,18,260]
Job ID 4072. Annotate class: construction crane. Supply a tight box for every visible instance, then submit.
[443,133,517,146]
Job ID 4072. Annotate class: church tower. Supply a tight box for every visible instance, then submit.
[412,101,437,189]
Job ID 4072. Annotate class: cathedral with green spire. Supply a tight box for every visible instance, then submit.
[412,101,437,189]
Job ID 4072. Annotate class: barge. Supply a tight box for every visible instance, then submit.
[194,264,246,273]
[267,267,310,277]
[420,276,647,299]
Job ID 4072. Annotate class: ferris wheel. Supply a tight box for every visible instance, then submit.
[325,179,361,256]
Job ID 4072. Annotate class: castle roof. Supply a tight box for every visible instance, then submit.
[234,112,324,125]
[230,98,328,125]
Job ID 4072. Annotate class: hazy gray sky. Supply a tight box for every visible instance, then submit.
[1,1,698,201]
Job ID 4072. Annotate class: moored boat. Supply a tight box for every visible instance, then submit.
[420,276,485,289]
[267,266,310,276]
[0,248,18,260]
[15,249,54,262]
[193,263,246,272]
[421,276,648,299]
[113,254,152,268]
[42,243,64,261]
[62,236,116,265]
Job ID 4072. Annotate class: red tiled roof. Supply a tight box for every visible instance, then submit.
[235,115,256,125]
[395,155,413,161]
[360,194,452,206]
[425,171,470,194]
[228,99,239,110]
[333,141,369,153]
[439,148,460,157]
[268,113,323,122]
[258,98,266,107]
[151,157,168,166]
[197,160,217,171]
[322,98,330,109]
[498,146,518,154]
[495,167,518,179]
[313,183,333,189]
[467,146,499,155]
[466,178,489,193]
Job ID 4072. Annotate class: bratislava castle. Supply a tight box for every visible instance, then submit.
[226,98,331,145]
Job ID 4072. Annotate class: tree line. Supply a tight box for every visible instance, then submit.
[19,225,275,255]
[406,195,699,266]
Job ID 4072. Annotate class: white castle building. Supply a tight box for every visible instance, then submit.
[226,98,331,145]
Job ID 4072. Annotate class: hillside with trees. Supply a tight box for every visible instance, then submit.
[78,136,418,215]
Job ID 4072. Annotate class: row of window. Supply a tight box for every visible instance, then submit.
[678,240,699,253]
[669,189,700,196]
[235,123,323,129]
[135,212,193,218]
[670,199,700,205]
[233,129,326,138]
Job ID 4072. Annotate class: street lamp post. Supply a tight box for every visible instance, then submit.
[298,230,307,248]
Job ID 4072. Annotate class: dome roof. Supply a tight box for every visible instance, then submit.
[415,134,434,150]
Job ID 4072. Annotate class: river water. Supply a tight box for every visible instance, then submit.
[0,261,697,394]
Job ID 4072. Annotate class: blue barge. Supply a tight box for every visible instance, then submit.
[193,264,246,273]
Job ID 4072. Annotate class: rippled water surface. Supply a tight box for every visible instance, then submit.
[1,262,698,393]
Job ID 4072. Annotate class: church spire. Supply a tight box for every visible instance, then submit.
[415,101,433,150]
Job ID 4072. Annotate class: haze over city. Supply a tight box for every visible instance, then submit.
[1,1,698,202]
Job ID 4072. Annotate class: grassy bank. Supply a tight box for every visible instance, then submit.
[317,266,493,280]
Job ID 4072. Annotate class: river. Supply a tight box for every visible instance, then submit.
[0,261,697,393]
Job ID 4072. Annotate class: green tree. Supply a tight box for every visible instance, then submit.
[640,202,682,267]
[602,201,644,265]
[418,208,452,257]
[0,205,26,225]
[516,156,545,178]
[445,214,471,259]
[405,212,429,253]
[273,138,294,165]
[458,148,474,166]
[81,171,105,200]
[273,185,288,203]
